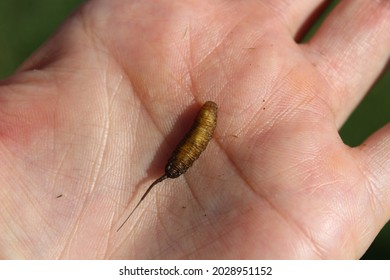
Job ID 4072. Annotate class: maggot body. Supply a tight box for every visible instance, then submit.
[117,101,217,231]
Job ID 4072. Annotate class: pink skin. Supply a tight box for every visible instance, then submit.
[0,0,389,259]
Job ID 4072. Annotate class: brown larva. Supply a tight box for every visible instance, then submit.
[116,101,218,231]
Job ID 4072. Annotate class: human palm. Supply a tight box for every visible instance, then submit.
[1,0,389,259]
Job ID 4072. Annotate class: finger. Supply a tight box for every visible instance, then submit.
[305,0,390,127]
[360,123,390,210]
[262,0,329,38]
[357,123,390,252]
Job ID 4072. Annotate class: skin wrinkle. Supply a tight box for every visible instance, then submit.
[79,3,106,53]
[271,198,327,259]
[176,223,218,259]
[272,147,362,256]
[57,92,111,259]
[303,178,344,197]
[163,217,188,257]
[148,211,164,260]
[104,210,118,258]
[206,73,230,101]
[343,191,370,259]
[49,225,67,259]
[305,45,350,116]
[324,170,370,258]
[119,102,140,205]
[146,209,167,259]
[156,219,172,258]
[187,25,203,101]
[12,171,43,232]
[214,134,304,259]
[163,54,189,97]
[99,228,112,259]
[88,82,116,258]
[103,71,141,213]
[86,100,110,195]
[185,217,244,259]
[277,198,330,258]
[54,205,76,259]
[219,121,334,258]
[189,22,281,96]
[184,173,205,213]
[156,209,183,258]
[173,223,201,258]
[171,22,199,99]
[269,157,320,184]
[115,99,167,231]
[96,149,126,193]
[0,216,15,257]
[90,68,122,191]
[112,215,138,257]
[153,198,208,257]
[57,211,82,259]
[210,217,247,258]
[302,51,340,121]
[5,177,39,256]
[362,162,387,216]
[352,145,386,214]
[51,133,77,201]
[237,60,306,136]
[212,46,234,95]
[259,0,299,36]
[350,204,370,258]
[187,15,247,77]
[239,105,268,138]
[151,177,226,258]
[193,216,219,255]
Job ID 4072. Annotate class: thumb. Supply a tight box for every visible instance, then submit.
[357,123,390,249]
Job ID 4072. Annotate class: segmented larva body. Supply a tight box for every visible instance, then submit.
[165,101,218,178]
[117,101,218,231]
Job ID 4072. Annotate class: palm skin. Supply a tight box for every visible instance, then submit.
[0,0,389,259]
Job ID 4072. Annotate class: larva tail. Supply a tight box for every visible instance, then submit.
[116,174,168,232]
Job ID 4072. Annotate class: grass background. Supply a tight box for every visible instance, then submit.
[0,0,389,259]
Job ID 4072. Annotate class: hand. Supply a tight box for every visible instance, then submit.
[0,0,389,259]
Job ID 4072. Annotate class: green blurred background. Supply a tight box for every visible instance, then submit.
[0,0,389,259]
